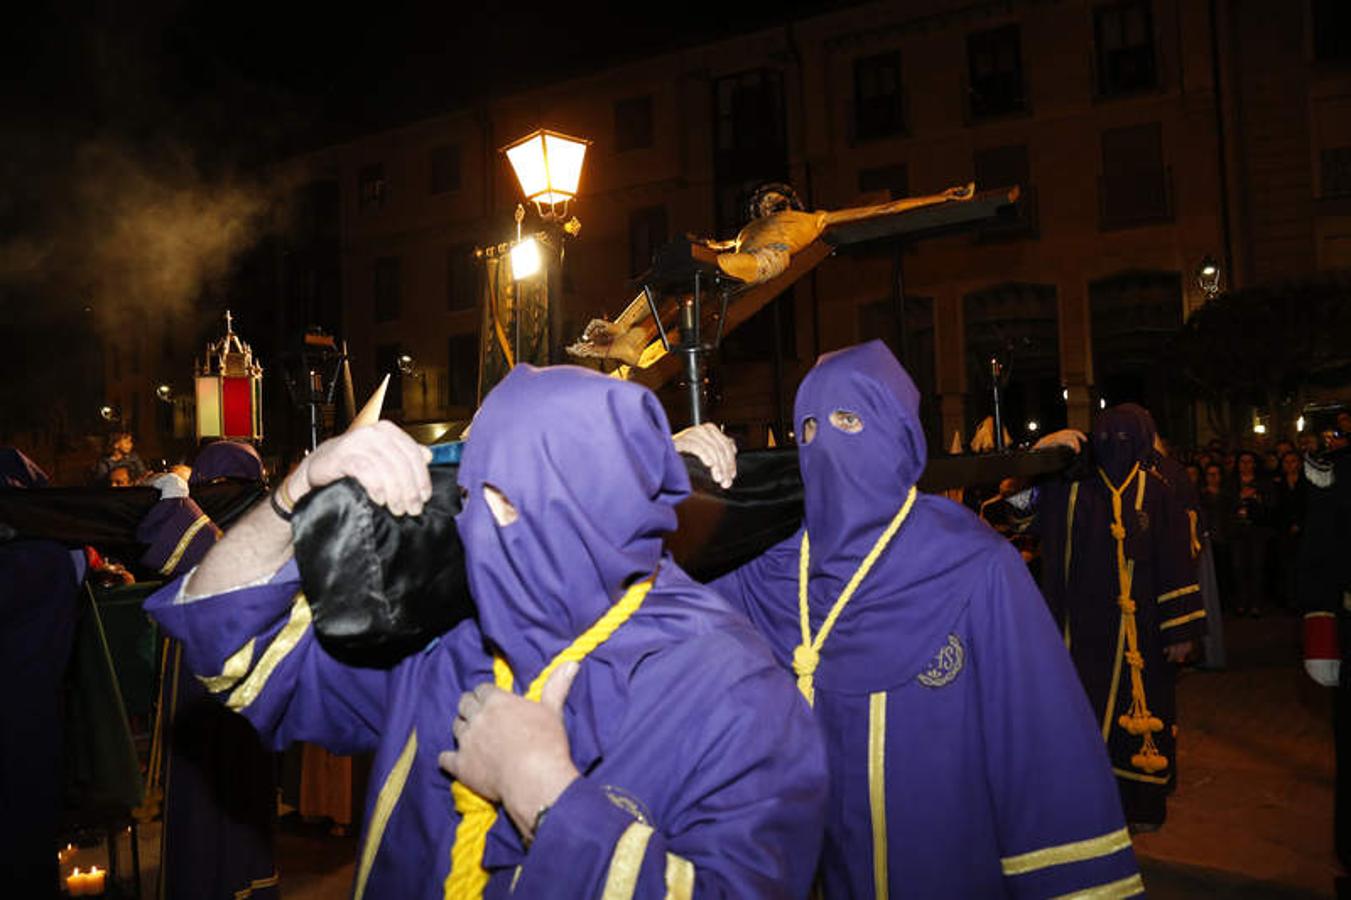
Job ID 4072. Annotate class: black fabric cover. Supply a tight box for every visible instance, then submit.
[294,447,1075,666]
[293,467,473,667]
[0,480,265,555]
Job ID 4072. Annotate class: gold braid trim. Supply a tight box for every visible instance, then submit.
[1157,585,1199,604]
[600,822,656,900]
[1000,827,1132,876]
[160,514,216,575]
[1049,872,1146,899]
[664,853,695,899]
[1099,466,1167,775]
[354,730,418,900]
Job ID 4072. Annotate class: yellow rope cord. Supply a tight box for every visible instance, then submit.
[444,575,656,899]
[794,486,918,706]
[1098,465,1167,775]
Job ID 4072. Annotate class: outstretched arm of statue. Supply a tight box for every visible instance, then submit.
[185,421,432,598]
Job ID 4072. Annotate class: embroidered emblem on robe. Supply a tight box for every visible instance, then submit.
[917,634,965,688]
[603,785,653,825]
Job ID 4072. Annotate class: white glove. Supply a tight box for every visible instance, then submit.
[672,423,737,489]
[147,472,189,499]
[1306,659,1341,688]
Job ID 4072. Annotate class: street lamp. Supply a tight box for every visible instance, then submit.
[1197,255,1221,300]
[502,129,590,220]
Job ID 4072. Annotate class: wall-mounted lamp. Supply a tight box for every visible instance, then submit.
[155,384,174,403]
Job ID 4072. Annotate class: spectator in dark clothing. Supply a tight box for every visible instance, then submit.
[1230,451,1275,617]
[1273,451,1309,610]
[90,432,146,485]
[1200,463,1232,609]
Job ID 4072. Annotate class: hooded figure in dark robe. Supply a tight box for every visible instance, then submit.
[147,440,277,900]
[1035,403,1204,827]
[0,449,86,898]
[147,365,828,898]
[711,341,1140,897]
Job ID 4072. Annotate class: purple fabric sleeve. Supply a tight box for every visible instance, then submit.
[972,543,1140,898]
[135,498,221,576]
[144,560,387,755]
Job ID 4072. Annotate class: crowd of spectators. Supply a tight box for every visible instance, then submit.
[1178,413,1349,619]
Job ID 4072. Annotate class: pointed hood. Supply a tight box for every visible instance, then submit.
[190,441,264,485]
[737,340,997,694]
[794,340,927,592]
[454,364,690,683]
[0,448,49,489]
[1091,403,1156,485]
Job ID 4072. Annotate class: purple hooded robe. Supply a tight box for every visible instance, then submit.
[145,439,276,900]
[0,449,86,898]
[1035,404,1204,826]
[711,342,1141,898]
[146,364,827,899]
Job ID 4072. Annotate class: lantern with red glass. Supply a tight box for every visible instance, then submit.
[195,311,263,441]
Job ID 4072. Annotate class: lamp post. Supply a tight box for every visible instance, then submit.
[502,129,591,221]
[1197,255,1222,300]
[492,128,590,370]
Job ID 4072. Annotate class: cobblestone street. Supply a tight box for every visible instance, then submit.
[1135,613,1337,898]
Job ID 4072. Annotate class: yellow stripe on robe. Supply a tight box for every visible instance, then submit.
[601,821,655,900]
[226,594,312,712]
[1049,871,1146,899]
[1000,827,1132,875]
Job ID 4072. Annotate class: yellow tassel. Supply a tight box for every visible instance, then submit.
[1099,465,1170,777]
[794,487,918,707]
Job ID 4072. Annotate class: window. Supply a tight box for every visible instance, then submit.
[429,145,461,195]
[359,164,387,211]
[858,163,909,200]
[375,343,403,411]
[447,244,477,311]
[1322,147,1351,197]
[614,95,654,152]
[713,69,789,233]
[973,144,1036,238]
[373,256,402,322]
[1099,123,1171,228]
[1094,1,1157,96]
[447,333,478,408]
[853,52,906,140]
[1313,0,1351,63]
[967,25,1026,119]
[628,206,669,276]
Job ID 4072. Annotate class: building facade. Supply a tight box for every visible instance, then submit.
[145,0,1349,457]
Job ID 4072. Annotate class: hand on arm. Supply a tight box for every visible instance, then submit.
[672,423,737,489]
[186,421,432,597]
[1033,429,1088,453]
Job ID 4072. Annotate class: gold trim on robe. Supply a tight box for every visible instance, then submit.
[226,594,313,712]
[664,853,695,899]
[197,638,256,693]
[354,729,418,900]
[601,821,655,900]
[1157,584,1200,604]
[999,826,1132,875]
[1049,872,1146,899]
[868,691,889,900]
[1160,609,1206,631]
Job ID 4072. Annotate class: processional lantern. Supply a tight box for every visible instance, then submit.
[195,311,263,441]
